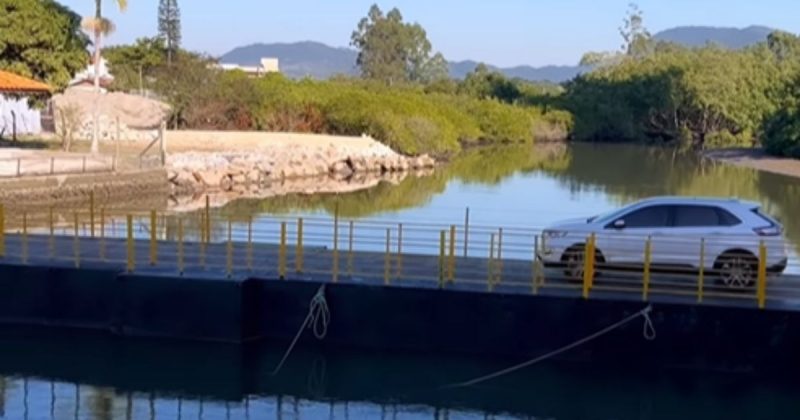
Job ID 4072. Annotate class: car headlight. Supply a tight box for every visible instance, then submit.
[543,229,568,238]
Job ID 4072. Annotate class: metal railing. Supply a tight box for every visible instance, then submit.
[0,155,116,178]
[0,196,798,309]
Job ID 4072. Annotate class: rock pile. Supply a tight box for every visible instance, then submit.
[166,145,435,194]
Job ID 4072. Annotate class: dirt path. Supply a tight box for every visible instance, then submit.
[705,148,800,179]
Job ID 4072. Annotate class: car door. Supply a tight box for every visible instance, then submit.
[660,205,729,269]
[601,205,672,267]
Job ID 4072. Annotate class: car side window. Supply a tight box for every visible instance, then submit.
[613,205,671,228]
[674,205,726,227]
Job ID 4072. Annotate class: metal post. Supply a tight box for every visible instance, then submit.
[226,219,233,277]
[16,158,21,177]
[204,196,211,244]
[178,218,184,275]
[0,204,5,258]
[149,210,157,266]
[48,206,54,258]
[81,156,86,173]
[49,157,54,175]
[296,218,304,273]
[698,238,705,303]
[73,213,80,268]
[247,217,253,271]
[126,215,134,272]
[89,190,95,238]
[448,225,456,282]
[279,221,287,279]
[532,235,541,294]
[487,233,495,292]
[99,208,106,261]
[496,228,504,284]
[385,228,391,285]
[347,220,354,276]
[21,212,27,264]
[438,230,446,288]
[757,241,767,309]
[332,205,339,282]
[642,236,652,301]
[396,223,403,278]
[463,207,470,258]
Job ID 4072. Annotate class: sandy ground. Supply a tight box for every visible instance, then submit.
[163,130,386,153]
[705,148,800,179]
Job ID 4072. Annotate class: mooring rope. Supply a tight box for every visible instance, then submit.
[441,304,655,389]
[270,284,330,376]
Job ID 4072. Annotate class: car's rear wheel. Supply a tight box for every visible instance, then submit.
[561,244,604,282]
[714,250,758,289]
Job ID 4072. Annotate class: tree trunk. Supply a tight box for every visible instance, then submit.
[90,0,102,154]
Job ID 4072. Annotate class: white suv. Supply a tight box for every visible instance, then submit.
[540,197,788,288]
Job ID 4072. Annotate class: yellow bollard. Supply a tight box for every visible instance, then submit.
[204,196,211,244]
[279,221,287,279]
[448,225,456,282]
[99,208,106,261]
[296,218,304,273]
[347,221,354,276]
[89,190,95,238]
[332,207,339,282]
[149,210,157,266]
[385,228,391,285]
[247,217,253,271]
[697,238,705,303]
[582,235,595,299]
[757,241,767,309]
[73,213,80,268]
[496,228,504,284]
[126,215,134,272]
[463,207,470,258]
[21,212,28,264]
[396,223,403,278]
[438,230,446,288]
[178,218,184,275]
[0,204,4,258]
[226,219,233,277]
[487,233,496,292]
[642,236,652,301]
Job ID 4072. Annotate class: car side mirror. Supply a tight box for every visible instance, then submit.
[613,219,626,229]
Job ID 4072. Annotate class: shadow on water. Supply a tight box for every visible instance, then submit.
[0,326,798,419]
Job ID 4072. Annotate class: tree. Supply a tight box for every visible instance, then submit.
[619,3,652,59]
[158,0,181,65]
[459,64,521,103]
[104,37,167,93]
[152,51,218,128]
[82,0,128,153]
[350,4,444,84]
[0,0,89,92]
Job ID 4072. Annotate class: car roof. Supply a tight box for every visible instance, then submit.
[633,196,760,209]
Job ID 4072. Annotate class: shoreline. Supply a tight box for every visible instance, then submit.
[703,148,800,179]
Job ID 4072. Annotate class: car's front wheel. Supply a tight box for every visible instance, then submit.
[714,250,758,289]
[561,244,604,282]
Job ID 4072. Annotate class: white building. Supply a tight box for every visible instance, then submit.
[217,58,280,77]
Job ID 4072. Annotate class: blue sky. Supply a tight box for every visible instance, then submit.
[59,0,800,67]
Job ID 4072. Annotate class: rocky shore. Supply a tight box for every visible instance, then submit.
[166,138,436,195]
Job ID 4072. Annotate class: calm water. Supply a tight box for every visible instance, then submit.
[0,327,798,420]
[216,143,800,265]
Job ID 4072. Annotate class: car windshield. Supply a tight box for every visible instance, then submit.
[593,206,633,224]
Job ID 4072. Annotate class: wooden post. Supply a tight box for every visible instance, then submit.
[159,122,167,167]
[16,158,21,177]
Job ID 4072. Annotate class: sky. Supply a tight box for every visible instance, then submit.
[58,0,800,67]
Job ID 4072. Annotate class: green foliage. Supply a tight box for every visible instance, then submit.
[104,37,167,93]
[158,0,181,63]
[564,38,800,149]
[0,0,89,91]
[762,75,800,158]
[350,4,446,84]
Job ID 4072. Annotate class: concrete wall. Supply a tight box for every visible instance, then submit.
[0,96,40,135]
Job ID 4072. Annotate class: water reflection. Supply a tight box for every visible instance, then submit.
[0,327,798,420]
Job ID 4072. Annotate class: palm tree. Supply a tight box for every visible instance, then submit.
[83,0,128,153]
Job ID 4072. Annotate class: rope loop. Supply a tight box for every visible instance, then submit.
[642,309,656,341]
[270,284,330,376]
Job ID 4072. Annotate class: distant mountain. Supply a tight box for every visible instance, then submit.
[219,26,781,83]
[653,25,776,49]
[220,41,359,79]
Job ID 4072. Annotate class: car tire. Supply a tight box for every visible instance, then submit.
[713,250,758,289]
[561,244,604,282]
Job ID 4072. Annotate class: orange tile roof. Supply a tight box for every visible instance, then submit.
[0,70,51,93]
